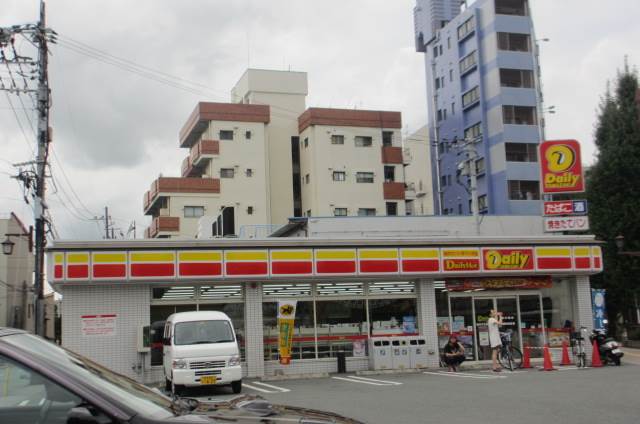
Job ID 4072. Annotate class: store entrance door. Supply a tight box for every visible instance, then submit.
[473,297,519,361]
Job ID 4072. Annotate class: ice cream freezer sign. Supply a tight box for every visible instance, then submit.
[81,314,117,336]
[540,140,585,194]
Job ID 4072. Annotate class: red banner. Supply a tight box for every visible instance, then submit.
[446,276,552,291]
[540,140,585,194]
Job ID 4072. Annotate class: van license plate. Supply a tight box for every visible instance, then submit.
[200,376,217,385]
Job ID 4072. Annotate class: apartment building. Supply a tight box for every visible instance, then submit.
[143,69,411,238]
[403,126,434,216]
[414,0,545,215]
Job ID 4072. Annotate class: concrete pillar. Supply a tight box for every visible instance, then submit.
[244,282,264,377]
[415,279,440,367]
[573,275,594,359]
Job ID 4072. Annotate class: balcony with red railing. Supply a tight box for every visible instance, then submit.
[383,182,406,200]
[181,139,220,177]
[146,216,180,238]
[143,177,220,214]
[381,146,403,164]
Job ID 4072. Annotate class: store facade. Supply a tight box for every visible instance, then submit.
[49,237,602,384]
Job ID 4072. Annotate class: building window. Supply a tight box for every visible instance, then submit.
[447,37,451,49]
[356,172,374,183]
[498,32,531,52]
[464,122,482,140]
[355,136,373,147]
[459,51,477,75]
[331,135,344,145]
[184,206,204,218]
[332,171,346,181]
[500,69,534,88]
[440,175,448,187]
[384,166,395,182]
[503,105,537,125]
[247,206,254,215]
[435,77,441,90]
[475,157,486,174]
[245,130,252,140]
[382,131,394,146]
[505,143,538,162]
[305,173,310,184]
[358,208,376,216]
[508,180,540,200]
[437,109,443,122]
[451,102,456,115]
[386,202,398,216]
[478,194,488,211]
[220,168,234,178]
[334,207,348,216]
[304,137,309,148]
[457,17,475,40]
[462,86,480,109]
[449,69,454,82]
[245,168,253,177]
[219,130,234,140]
[495,0,528,16]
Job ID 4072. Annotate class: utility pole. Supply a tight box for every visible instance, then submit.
[0,1,55,336]
[33,0,50,337]
[454,135,482,234]
[104,206,110,239]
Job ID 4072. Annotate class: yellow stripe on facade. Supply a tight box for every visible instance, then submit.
[130,252,175,262]
[592,246,602,256]
[54,253,64,264]
[442,249,478,258]
[271,250,312,261]
[401,249,439,259]
[67,253,89,264]
[315,250,356,260]
[536,247,571,257]
[93,253,127,263]
[359,249,398,259]
[225,251,268,261]
[573,247,590,257]
[178,251,222,262]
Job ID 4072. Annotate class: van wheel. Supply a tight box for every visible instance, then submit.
[171,380,184,397]
[231,380,242,394]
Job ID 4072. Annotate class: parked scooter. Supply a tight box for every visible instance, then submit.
[590,329,624,365]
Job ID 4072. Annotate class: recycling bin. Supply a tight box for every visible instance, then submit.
[409,337,429,368]
[391,338,411,369]
[368,338,392,370]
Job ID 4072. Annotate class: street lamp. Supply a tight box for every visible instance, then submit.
[615,234,640,257]
[615,234,625,251]
[2,237,15,255]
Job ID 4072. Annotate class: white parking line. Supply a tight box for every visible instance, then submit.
[423,371,506,379]
[243,383,276,393]
[331,376,396,386]
[251,381,291,392]
[346,375,402,385]
[479,369,527,374]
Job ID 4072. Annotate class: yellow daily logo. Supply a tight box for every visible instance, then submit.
[545,144,575,173]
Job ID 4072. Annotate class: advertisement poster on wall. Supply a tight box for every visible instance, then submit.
[81,314,117,337]
[277,300,297,365]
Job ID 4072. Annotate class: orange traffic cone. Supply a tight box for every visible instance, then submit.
[591,340,603,368]
[540,344,557,371]
[521,344,532,369]
[560,341,572,366]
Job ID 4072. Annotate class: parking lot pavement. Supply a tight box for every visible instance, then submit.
[185,364,640,424]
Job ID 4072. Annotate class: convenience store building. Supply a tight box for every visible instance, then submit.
[48,216,603,384]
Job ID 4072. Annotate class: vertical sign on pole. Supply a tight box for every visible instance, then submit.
[591,289,606,331]
[277,300,297,365]
[540,140,585,194]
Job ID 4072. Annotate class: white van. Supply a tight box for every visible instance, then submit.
[163,311,242,395]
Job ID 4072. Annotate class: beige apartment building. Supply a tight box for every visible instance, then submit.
[143,69,422,238]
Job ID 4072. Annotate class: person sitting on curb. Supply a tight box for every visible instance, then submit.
[442,335,466,372]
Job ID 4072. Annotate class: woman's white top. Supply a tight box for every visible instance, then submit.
[488,317,502,348]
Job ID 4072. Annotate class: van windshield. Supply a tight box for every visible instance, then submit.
[174,320,235,345]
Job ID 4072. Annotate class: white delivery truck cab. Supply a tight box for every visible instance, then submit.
[162,311,242,395]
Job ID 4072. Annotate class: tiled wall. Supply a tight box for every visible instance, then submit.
[244,282,265,377]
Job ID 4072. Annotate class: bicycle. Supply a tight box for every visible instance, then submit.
[570,326,588,368]
[497,330,523,371]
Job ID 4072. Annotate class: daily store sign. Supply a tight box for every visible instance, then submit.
[482,248,534,271]
[540,140,585,194]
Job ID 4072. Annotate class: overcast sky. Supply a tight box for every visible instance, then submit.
[1,0,638,240]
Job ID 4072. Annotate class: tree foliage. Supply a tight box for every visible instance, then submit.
[587,62,640,334]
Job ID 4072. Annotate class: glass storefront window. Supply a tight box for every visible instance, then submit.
[519,294,544,358]
[368,281,415,295]
[541,279,575,348]
[316,300,367,358]
[369,298,418,336]
[263,301,315,360]
[152,286,195,301]
[450,297,476,360]
[199,285,242,300]
[317,282,364,296]
[199,303,245,359]
[263,283,311,297]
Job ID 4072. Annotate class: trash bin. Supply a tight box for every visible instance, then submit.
[391,338,411,369]
[409,337,428,369]
[368,338,392,370]
[336,351,347,374]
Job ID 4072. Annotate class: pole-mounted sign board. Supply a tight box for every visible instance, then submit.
[540,140,585,194]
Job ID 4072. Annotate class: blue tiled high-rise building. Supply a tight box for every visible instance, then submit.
[414,0,545,215]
